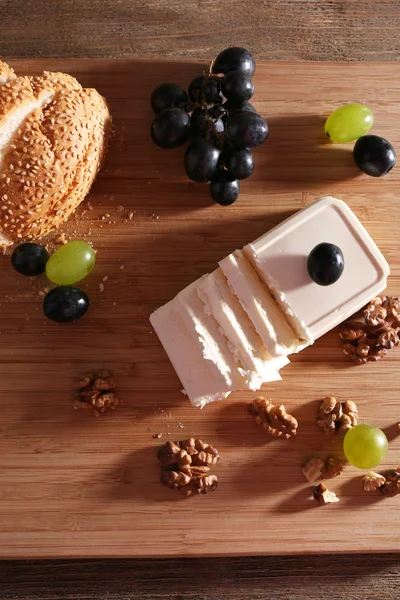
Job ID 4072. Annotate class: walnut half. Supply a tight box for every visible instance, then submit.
[380,468,400,498]
[74,370,118,417]
[302,458,324,483]
[302,457,343,483]
[157,438,219,497]
[249,397,298,439]
[317,396,358,436]
[340,296,400,364]
[363,471,386,492]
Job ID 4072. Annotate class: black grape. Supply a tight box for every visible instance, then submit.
[221,71,254,103]
[150,83,188,114]
[307,243,344,286]
[210,171,240,205]
[214,117,225,133]
[151,108,191,149]
[222,100,256,115]
[188,75,222,104]
[225,147,254,179]
[212,47,255,77]
[191,108,224,138]
[184,139,221,183]
[209,105,228,131]
[226,112,268,148]
[353,135,396,177]
[209,105,227,120]
[11,243,49,276]
[204,79,223,104]
[43,287,89,323]
[191,108,212,137]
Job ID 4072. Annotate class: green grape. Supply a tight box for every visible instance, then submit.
[325,104,374,143]
[343,424,388,469]
[46,241,96,285]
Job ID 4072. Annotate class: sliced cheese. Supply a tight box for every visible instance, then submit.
[219,250,302,357]
[197,268,288,387]
[150,279,253,408]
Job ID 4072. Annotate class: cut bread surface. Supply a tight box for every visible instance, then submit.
[0,62,111,246]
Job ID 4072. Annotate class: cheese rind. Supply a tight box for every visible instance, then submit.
[219,250,303,357]
[244,243,313,344]
[197,268,288,387]
[245,196,390,340]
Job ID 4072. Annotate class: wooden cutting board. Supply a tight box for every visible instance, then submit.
[0,59,399,559]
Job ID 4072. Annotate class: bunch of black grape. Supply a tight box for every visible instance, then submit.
[150,47,268,206]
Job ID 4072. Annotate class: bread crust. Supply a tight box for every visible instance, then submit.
[0,64,111,245]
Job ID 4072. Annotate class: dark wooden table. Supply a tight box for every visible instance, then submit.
[1,1,400,598]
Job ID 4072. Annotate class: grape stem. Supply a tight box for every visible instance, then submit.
[184,65,229,156]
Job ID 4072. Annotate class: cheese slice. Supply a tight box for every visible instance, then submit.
[219,250,303,357]
[197,268,288,387]
[150,279,254,408]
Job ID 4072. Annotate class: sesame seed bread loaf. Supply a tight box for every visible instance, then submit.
[0,61,111,246]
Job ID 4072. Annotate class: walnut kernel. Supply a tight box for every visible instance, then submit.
[249,397,298,439]
[363,471,386,492]
[302,457,343,483]
[380,468,400,498]
[323,457,343,479]
[340,296,400,364]
[312,483,340,505]
[317,396,357,436]
[302,458,324,483]
[157,438,219,496]
[74,370,118,416]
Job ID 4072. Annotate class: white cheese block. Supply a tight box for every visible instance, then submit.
[197,268,289,387]
[244,196,390,340]
[219,250,304,357]
[150,279,258,408]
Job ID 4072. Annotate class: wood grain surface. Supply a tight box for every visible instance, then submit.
[0,59,399,562]
[1,0,400,62]
[0,554,399,600]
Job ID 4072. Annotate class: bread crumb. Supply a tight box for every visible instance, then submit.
[120,265,125,270]
[128,212,134,220]
[56,233,67,245]
[153,433,162,439]
[177,422,184,429]
[99,283,105,292]
[116,204,124,213]
[113,301,117,306]
[102,276,108,282]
